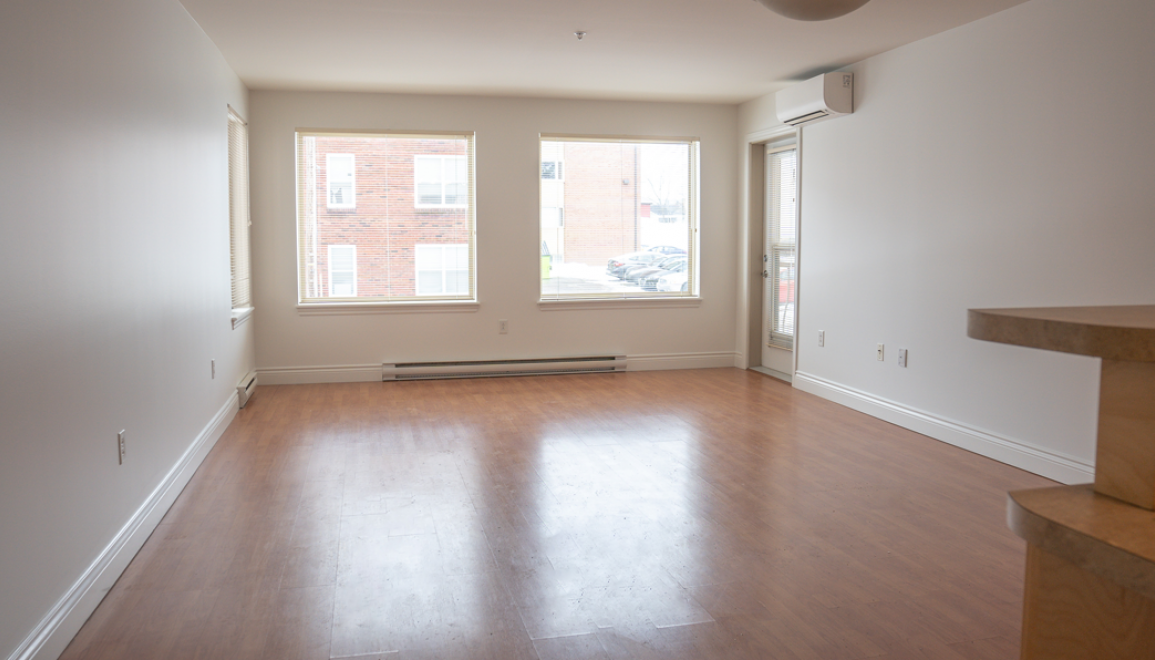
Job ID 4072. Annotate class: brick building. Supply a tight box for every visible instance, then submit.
[297,133,472,300]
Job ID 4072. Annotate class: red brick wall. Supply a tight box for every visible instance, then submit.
[301,135,470,298]
[560,142,639,266]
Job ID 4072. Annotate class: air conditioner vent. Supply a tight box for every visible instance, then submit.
[776,72,853,127]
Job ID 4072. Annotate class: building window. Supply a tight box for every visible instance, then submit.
[414,155,467,208]
[415,244,469,295]
[227,106,252,312]
[327,153,355,209]
[541,160,564,180]
[296,131,475,303]
[539,135,699,300]
[328,245,357,297]
[766,143,797,346]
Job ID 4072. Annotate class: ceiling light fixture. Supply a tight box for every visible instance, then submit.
[575,31,587,40]
[755,0,871,21]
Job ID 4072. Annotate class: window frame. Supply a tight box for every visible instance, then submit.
[227,106,253,327]
[295,129,477,309]
[414,154,468,209]
[538,134,701,304]
[326,153,356,210]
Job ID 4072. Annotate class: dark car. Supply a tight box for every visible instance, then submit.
[625,255,686,285]
[606,251,665,279]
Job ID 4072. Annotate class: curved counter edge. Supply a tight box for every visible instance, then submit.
[968,305,1155,363]
[1008,484,1155,601]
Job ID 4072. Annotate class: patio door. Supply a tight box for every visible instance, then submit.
[761,140,798,374]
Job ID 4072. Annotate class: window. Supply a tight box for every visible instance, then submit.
[227,106,252,315]
[327,245,357,297]
[415,155,467,208]
[296,131,475,303]
[327,153,355,209]
[539,135,699,300]
[766,142,797,346]
[541,160,564,180]
[415,244,469,295]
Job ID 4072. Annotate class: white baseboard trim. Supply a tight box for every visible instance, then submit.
[257,352,741,385]
[751,366,793,383]
[792,371,1094,485]
[11,393,239,660]
[257,363,383,385]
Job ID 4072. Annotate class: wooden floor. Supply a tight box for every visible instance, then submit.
[60,368,1054,660]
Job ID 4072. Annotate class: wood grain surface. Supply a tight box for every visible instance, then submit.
[967,305,1155,362]
[1008,484,1155,601]
[1020,545,1155,660]
[58,368,1054,660]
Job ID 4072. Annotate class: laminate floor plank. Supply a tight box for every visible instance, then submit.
[58,369,1053,659]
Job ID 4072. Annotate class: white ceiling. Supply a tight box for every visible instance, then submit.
[179,0,1029,104]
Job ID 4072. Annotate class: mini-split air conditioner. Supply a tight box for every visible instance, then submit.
[776,72,854,127]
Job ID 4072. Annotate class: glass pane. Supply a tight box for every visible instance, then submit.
[415,244,441,269]
[448,244,469,269]
[540,139,695,299]
[772,248,796,337]
[446,269,469,294]
[416,270,443,294]
[331,273,354,297]
[298,133,472,301]
[417,183,442,205]
[414,156,439,182]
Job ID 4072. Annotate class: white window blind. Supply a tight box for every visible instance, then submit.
[766,142,798,345]
[227,107,252,310]
[539,135,699,301]
[296,130,476,303]
[326,154,355,209]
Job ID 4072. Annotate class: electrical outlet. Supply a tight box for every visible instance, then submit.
[877,343,885,361]
[499,320,508,334]
[818,330,825,347]
[211,359,215,379]
[117,430,126,465]
[898,348,908,368]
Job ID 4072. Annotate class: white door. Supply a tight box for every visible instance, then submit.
[761,142,798,374]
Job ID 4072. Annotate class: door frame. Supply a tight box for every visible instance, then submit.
[737,124,800,379]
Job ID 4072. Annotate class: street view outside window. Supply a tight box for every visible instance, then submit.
[540,137,699,300]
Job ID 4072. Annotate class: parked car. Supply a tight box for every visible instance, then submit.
[605,251,665,279]
[641,259,687,290]
[656,271,689,293]
[644,245,687,256]
[626,256,686,287]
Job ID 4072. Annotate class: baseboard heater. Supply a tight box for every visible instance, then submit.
[382,355,627,381]
[237,370,258,408]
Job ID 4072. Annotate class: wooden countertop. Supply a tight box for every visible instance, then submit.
[1008,485,1155,600]
[968,305,1155,362]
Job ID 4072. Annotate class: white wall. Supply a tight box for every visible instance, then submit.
[739,0,1155,483]
[0,1,251,658]
[249,92,739,380]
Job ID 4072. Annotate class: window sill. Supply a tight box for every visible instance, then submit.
[297,301,480,316]
[538,297,702,311]
[231,307,254,329]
